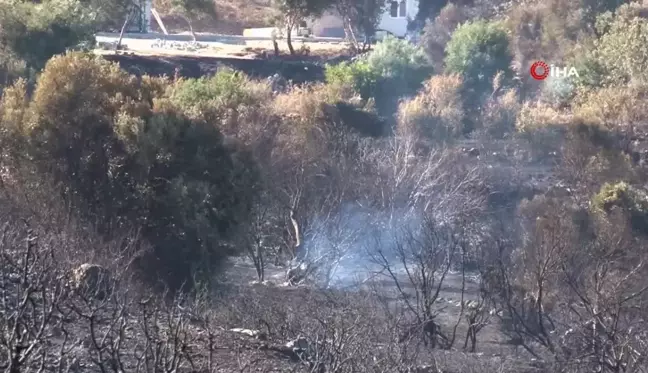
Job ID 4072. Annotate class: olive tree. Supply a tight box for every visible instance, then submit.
[273,0,332,54]
[169,0,216,42]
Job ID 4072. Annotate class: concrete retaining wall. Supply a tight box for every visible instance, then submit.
[243,27,312,38]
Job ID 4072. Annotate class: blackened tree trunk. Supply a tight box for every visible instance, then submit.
[286,24,295,55]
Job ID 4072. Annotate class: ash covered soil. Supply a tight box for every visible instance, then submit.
[222,257,509,346]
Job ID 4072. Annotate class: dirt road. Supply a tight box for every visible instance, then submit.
[96,32,349,59]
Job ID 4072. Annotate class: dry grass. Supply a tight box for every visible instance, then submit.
[481,88,520,137]
[397,74,465,143]
[515,101,573,132]
[273,83,357,117]
[272,83,354,142]
[573,83,648,129]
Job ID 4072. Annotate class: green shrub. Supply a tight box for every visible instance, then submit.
[445,20,513,98]
[588,5,648,86]
[327,36,432,116]
[540,75,576,107]
[324,60,380,100]
[363,35,432,95]
[171,69,257,109]
[1,53,259,289]
[569,51,607,91]
[0,0,96,70]
[169,68,274,138]
[592,182,648,235]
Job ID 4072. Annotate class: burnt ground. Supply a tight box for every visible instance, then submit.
[217,258,543,372]
[103,53,333,83]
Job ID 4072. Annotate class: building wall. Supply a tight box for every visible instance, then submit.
[310,10,345,38]
[125,0,152,32]
[309,0,419,38]
[376,0,419,37]
[142,0,152,33]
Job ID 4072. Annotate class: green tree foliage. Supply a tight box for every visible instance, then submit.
[325,60,380,100]
[81,0,142,32]
[169,69,264,115]
[591,181,648,235]
[0,53,258,289]
[0,0,96,71]
[445,20,513,99]
[272,0,332,54]
[325,36,432,116]
[364,35,431,87]
[589,3,648,86]
[332,0,386,52]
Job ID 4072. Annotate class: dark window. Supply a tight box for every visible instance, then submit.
[399,0,406,17]
[390,1,398,17]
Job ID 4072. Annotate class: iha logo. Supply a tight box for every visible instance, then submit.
[530,61,579,80]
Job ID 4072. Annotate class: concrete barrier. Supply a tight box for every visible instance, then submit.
[243,27,279,38]
[242,27,316,38]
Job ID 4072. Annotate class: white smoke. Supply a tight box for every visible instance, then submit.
[298,202,424,289]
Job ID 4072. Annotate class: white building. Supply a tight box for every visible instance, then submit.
[377,0,419,37]
[138,0,418,38]
[309,0,419,38]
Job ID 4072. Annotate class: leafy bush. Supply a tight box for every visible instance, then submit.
[171,70,253,108]
[540,75,576,108]
[397,74,464,145]
[0,53,259,289]
[589,4,648,86]
[591,182,648,235]
[0,0,96,71]
[363,35,432,95]
[445,19,513,99]
[170,68,272,123]
[327,36,432,116]
[569,50,607,91]
[325,60,380,100]
[592,182,645,212]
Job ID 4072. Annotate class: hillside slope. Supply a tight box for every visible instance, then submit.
[152,0,274,34]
